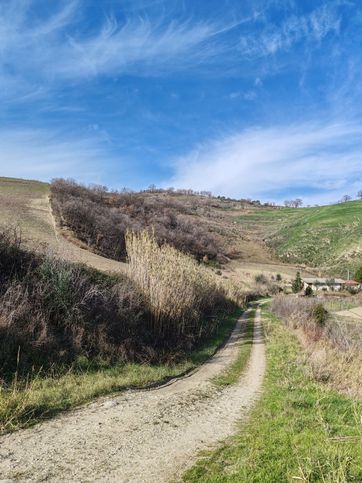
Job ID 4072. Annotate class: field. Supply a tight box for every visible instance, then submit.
[238,201,362,276]
[0,177,53,245]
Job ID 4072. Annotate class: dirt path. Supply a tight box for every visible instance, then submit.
[0,309,265,482]
[29,192,127,274]
[335,306,362,320]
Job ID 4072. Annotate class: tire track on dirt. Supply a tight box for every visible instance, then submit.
[0,309,265,483]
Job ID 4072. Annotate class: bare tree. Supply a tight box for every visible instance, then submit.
[341,195,352,203]
[357,190,362,200]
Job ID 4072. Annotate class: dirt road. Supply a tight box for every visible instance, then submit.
[0,309,265,482]
[335,305,362,320]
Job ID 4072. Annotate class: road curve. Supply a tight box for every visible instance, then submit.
[0,309,266,482]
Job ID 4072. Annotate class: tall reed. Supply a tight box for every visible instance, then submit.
[126,231,236,340]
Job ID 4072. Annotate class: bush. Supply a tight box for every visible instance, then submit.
[51,179,221,262]
[310,303,328,327]
[354,266,362,283]
[271,295,361,351]
[0,241,149,379]
[292,272,303,293]
[255,274,268,285]
[305,286,313,297]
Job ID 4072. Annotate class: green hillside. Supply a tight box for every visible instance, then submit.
[0,177,360,277]
[238,201,362,276]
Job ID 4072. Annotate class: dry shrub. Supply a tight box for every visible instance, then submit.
[305,341,362,397]
[51,178,221,261]
[126,231,238,341]
[0,226,151,379]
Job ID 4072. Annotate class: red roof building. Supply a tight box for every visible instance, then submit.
[344,280,360,286]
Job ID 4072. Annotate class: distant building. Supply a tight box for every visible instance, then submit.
[344,280,361,289]
[303,278,345,292]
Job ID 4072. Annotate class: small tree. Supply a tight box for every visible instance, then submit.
[357,190,362,200]
[310,304,328,327]
[289,198,303,208]
[292,271,303,293]
[341,195,352,203]
[276,273,282,282]
[354,266,362,283]
[305,285,313,297]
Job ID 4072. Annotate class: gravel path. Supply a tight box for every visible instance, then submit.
[0,309,265,483]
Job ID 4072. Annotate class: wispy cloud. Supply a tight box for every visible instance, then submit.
[54,16,229,79]
[0,0,243,89]
[167,120,362,204]
[239,3,342,57]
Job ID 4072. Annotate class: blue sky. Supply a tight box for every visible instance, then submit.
[1,0,362,204]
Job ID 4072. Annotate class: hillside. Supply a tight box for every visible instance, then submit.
[0,177,327,284]
[238,201,362,276]
[0,177,127,273]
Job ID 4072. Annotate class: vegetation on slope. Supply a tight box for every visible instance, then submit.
[51,179,223,262]
[184,306,362,482]
[0,227,250,433]
[238,201,362,275]
[272,295,362,398]
[0,177,52,243]
[0,227,242,379]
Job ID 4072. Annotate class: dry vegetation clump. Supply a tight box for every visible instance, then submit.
[254,273,281,296]
[0,227,245,386]
[271,295,362,397]
[51,178,221,262]
[0,227,150,381]
[126,231,243,342]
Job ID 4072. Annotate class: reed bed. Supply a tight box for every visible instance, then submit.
[126,231,243,341]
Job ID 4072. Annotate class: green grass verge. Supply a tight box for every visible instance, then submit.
[213,309,254,387]
[183,307,362,482]
[0,310,241,434]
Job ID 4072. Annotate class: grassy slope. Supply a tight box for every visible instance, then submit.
[0,311,241,434]
[0,177,54,244]
[238,201,362,275]
[183,307,362,482]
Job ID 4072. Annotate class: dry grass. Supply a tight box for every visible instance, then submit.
[126,231,244,341]
[271,295,362,397]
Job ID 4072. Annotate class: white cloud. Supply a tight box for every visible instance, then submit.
[239,3,341,57]
[167,120,362,204]
[0,1,242,87]
[0,128,118,182]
